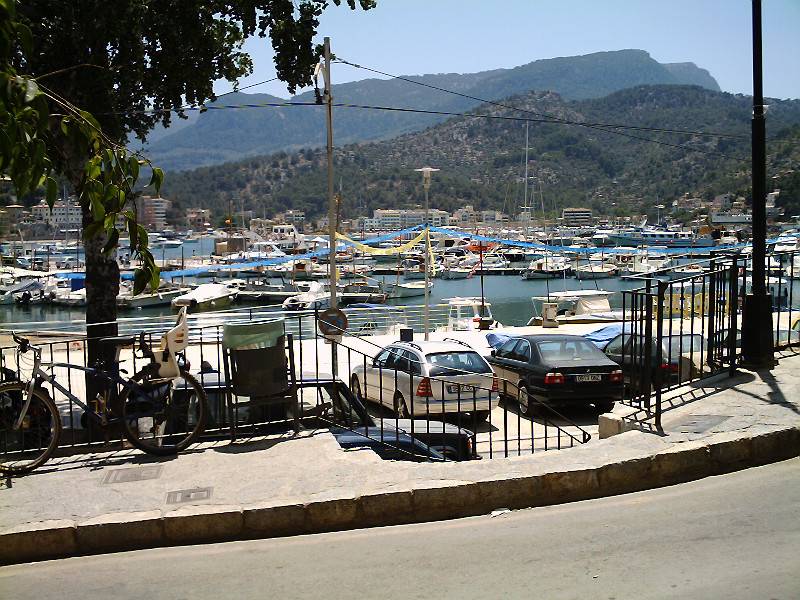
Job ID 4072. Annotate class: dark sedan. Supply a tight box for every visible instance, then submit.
[584,324,708,392]
[486,334,623,415]
[297,377,478,461]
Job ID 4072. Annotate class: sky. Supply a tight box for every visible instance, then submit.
[216,0,800,102]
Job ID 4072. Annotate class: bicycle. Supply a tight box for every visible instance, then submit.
[0,307,209,475]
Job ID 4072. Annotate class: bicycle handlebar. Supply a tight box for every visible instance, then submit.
[12,333,30,354]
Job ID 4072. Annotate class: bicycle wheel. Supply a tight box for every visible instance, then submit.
[119,367,209,456]
[0,382,61,475]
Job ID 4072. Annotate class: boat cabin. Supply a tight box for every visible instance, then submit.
[446,297,499,331]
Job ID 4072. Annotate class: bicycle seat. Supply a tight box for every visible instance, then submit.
[99,336,136,348]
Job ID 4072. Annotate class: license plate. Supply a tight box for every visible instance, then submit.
[575,374,601,382]
[448,384,474,393]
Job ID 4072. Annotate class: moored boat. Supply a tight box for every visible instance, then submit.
[281,281,331,311]
[527,290,623,325]
[171,283,237,311]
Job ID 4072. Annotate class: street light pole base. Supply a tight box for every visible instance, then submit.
[740,292,776,368]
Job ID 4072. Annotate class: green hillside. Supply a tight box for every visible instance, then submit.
[143,50,721,172]
[159,85,800,227]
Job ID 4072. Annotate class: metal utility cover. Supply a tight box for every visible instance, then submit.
[101,465,163,484]
[671,415,730,434]
[165,487,214,505]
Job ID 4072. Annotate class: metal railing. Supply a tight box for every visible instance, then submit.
[1,302,592,460]
[330,335,592,459]
[620,249,800,427]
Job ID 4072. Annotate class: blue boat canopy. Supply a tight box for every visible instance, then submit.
[582,323,632,347]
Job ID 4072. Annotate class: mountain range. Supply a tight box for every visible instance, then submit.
[158,84,800,225]
[143,49,720,172]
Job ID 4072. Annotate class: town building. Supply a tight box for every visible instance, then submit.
[187,208,211,231]
[136,196,171,231]
[561,207,593,227]
[31,199,82,230]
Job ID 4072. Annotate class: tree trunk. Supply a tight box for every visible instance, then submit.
[82,207,121,442]
[49,120,121,441]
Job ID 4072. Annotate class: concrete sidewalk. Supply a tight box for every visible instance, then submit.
[2,348,800,565]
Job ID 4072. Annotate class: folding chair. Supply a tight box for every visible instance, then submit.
[221,319,298,440]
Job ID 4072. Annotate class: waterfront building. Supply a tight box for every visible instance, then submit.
[31,199,82,230]
[562,207,593,227]
[137,196,171,231]
[187,208,212,231]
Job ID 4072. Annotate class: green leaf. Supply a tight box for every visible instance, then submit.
[128,156,140,181]
[132,268,149,296]
[22,79,38,103]
[83,221,104,239]
[90,195,105,221]
[84,159,101,180]
[102,228,120,255]
[148,167,164,193]
[79,110,101,132]
[45,177,57,207]
[17,23,32,57]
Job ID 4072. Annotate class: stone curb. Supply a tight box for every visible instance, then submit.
[3,424,799,566]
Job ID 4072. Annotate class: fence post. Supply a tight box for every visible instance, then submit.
[655,279,667,429]
[707,258,717,371]
[729,257,740,376]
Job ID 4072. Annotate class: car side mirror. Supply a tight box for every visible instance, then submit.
[490,349,496,357]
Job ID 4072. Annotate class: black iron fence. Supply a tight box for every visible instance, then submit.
[1,304,592,461]
[620,250,800,427]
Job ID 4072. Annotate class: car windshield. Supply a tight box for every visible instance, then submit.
[537,338,608,362]
[426,351,492,375]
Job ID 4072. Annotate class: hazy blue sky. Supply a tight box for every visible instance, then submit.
[220,0,800,101]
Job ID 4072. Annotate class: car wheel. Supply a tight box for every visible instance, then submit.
[393,392,409,418]
[517,383,532,416]
[350,375,363,402]
[595,400,615,413]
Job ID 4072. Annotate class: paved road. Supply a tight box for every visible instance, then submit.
[3,456,799,599]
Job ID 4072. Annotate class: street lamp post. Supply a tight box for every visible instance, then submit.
[741,0,774,367]
[415,167,439,340]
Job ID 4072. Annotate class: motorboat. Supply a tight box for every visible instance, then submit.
[117,281,187,309]
[339,280,388,304]
[608,227,715,248]
[527,290,623,325]
[440,265,472,279]
[443,297,501,331]
[573,261,619,280]
[402,261,433,280]
[0,279,46,305]
[521,254,571,280]
[380,280,433,299]
[281,281,331,311]
[171,283,237,311]
[614,252,673,279]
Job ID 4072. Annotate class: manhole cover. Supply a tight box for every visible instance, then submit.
[166,487,214,505]
[671,415,730,434]
[102,465,162,484]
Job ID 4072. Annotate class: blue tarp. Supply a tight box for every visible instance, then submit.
[582,323,632,347]
[485,332,511,349]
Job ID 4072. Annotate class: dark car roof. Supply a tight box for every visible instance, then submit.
[332,426,445,461]
[500,334,599,343]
